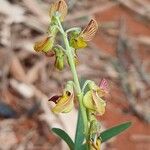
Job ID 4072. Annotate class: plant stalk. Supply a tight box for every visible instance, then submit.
[56,17,88,134]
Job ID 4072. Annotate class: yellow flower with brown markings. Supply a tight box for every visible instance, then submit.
[69,19,98,49]
[49,81,74,113]
[49,0,68,22]
[83,90,106,116]
[83,79,108,116]
[34,36,54,53]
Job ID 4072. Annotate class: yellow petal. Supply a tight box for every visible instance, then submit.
[83,90,106,115]
[34,36,54,53]
[83,91,95,111]
[92,91,106,115]
[52,91,74,113]
[70,36,87,49]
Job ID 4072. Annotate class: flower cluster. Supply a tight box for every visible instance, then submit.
[33,1,108,150]
[34,0,68,70]
[83,79,108,116]
[34,0,98,70]
[85,79,108,150]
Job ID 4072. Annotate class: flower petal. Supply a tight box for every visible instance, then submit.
[99,78,109,94]
[34,36,54,53]
[92,91,106,116]
[49,0,68,21]
[80,19,98,41]
[70,36,87,49]
[83,89,106,116]
[52,90,74,113]
[49,95,61,104]
[83,91,95,111]
[50,81,74,113]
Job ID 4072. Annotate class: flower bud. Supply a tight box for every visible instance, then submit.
[54,46,64,70]
[55,56,64,70]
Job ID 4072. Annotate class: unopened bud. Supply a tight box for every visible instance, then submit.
[54,46,64,70]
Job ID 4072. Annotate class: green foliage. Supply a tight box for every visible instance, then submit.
[74,109,87,150]
[52,128,74,150]
[99,121,132,143]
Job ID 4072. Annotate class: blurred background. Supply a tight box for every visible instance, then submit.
[0,0,150,149]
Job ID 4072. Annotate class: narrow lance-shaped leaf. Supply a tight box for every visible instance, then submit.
[74,109,87,150]
[52,128,74,150]
[99,121,132,143]
[74,78,89,150]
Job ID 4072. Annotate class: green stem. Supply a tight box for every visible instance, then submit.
[81,80,92,93]
[56,17,88,134]
[66,27,81,34]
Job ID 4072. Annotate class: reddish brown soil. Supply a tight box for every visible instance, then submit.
[95,5,150,150]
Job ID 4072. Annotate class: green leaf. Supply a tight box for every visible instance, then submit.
[74,109,87,150]
[52,128,74,150]
[73,78,88,150]
[99,121,132,143]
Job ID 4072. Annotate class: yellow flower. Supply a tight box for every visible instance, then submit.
[49,0,68,22]
[69,19,98,49]
[34,36,54,53]
[83,79,108,116]
[49,81,74,113]
[83,90,106,116]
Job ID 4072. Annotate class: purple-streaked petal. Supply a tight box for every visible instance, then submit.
[99,78,109,93]
[48,95,61,104]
